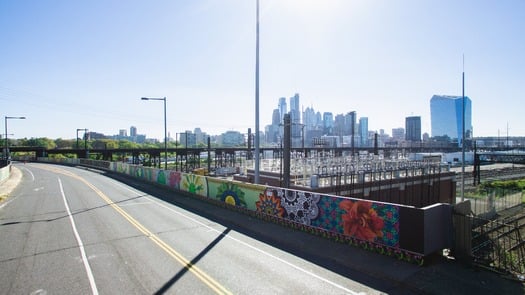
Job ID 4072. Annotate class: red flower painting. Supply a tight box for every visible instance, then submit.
[339,200,384,241]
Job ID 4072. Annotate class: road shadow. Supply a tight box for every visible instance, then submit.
[94,169,525,295]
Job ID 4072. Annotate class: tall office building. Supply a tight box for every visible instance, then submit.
[359,117,368,146]
[430,95,472,144]
[405,116,421,142]
[323,112,334,135]
[392,128,405,141]
[344,112,356,136]
[272,109,280,125]
[303,106,316,130]
[289,93,301,142]
[130,126,137,137]
[278,97,287,124]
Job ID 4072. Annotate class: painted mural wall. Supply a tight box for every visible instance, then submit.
[108,162,405,253]
[38,158,453,264]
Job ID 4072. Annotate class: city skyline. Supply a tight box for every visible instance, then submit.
[1,0,524,140]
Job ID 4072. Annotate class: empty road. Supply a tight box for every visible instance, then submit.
[0,163,382,294]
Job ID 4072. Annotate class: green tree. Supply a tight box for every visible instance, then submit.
[25,137,57,149]
[118,140,140,149]
[55,138,75,149]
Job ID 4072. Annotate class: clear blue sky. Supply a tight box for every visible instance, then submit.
[1,0,524,140]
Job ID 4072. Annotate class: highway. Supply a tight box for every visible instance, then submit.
[0,163,382,295]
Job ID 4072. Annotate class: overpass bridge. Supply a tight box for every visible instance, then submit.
[9,146,525,174]
[472,150,525,184]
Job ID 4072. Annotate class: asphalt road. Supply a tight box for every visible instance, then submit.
[0,163,382,295]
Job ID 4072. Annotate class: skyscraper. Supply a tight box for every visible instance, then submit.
[359,117,368,146]
[303,106,316,130]
[405,116,421,142]
[130,126,137,137]
[289,93,301,144]
[278,97,287,124]
[323,112,334,135]
[430,95,472,144]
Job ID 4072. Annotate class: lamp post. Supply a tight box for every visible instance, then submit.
[254,0,260,184]
[4,116,26,161]
[142,97,168,170]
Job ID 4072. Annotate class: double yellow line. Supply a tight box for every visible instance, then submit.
[40,165,232,294]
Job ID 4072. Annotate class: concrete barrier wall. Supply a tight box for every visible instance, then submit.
[39,158,453,262]
[0,164,10,184]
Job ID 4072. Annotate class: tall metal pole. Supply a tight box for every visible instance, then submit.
[84,129,88,152]
[461,55,465,202]
[141,97,168,170]
[4,117,7,161]
[163,97,167,170]
[4,116,26,161]
[254,0,260,184]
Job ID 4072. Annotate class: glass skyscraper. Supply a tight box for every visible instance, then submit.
[405,116,421,141]
[430,95,472,144]
[359,117,368,146]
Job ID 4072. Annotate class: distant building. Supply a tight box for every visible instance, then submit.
[359,117,368,147]
[289,93,301,146]
[194,128,207,146]
[266,108,281,144]
[278,97,287,124]
[220,130,244,147]
[405,116,421,142]
[323,112,334,135]
[303,106,317,131]
[130,126,137,137]
[392,128,405,141]
[179,131,197,148]
[430,95,472,145]
[119,129,127,137]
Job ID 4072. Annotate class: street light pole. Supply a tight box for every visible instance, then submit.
[142,97,168,170]
[254,0,260,184]
[4,116,26,161]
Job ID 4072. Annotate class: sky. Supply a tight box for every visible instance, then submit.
[1,0,524,141]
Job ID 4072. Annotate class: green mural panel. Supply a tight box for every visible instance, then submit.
[207,178,265,210]
[180,173,207,196]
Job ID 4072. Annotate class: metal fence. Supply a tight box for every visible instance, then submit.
[464,190,523,215]
[454,211,525,276]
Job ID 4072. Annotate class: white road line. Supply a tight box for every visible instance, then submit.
[21,166,35,181]
[58,178,99,295]
[111,180,363,295]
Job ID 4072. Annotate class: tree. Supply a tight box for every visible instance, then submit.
[25,137,57,149]
[55,138,75,149]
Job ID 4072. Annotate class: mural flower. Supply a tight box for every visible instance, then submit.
[135,167,143,179]
[181,174,205,195]
[256,189,285,217]
[216,183,246,207]
[339,200,384,242]
[157,170,166,185]
[169,171,182,188]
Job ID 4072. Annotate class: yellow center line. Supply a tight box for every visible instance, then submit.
[38,165,232,295]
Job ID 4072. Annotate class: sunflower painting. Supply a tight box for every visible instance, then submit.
[216,182,247,207]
